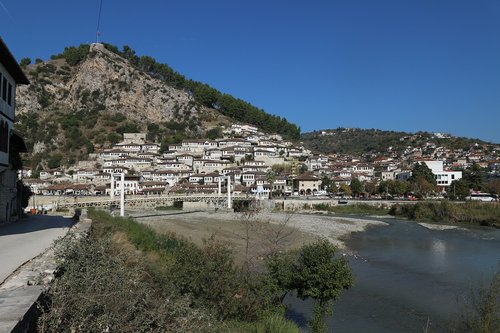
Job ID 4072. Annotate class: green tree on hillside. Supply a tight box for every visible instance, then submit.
[447,163,488,199]
[47,153,63,169]
[321,176,330,190]
[378,180,390,196]
[364,180,377,196]
[410,176,436,197]
[339,184,352,197]
[100,43,301,140]
[409,162,436,197]
[409,162,436,186]
[52,44,90,66]
[107,132,121,144]
[146,123,160,142]
[447,179,471,200]
[462,163,485,191]
[266,170,277,198]
[206,127,222,140]
[389,180,408,196]
[350,178,363,197]
[486,179,500,195]
[20,57,31,67]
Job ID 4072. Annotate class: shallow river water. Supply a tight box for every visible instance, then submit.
[285,217,500,332]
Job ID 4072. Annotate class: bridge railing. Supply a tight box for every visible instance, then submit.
[57,193,249,209]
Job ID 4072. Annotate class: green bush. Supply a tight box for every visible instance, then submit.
[39,233,215,332]
[455,269,500,333]
[223,312,301,333]
[52,44,90,66]
[261,313,301,333]
[313,203,389,215]
[389,202,500,227]
[88,210,281,321]
[41,210,306,331]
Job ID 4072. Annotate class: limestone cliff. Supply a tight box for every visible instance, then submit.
[16,43,201,124]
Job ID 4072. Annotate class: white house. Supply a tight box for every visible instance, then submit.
[218,138,251,148]
[241,172,256,186]
[422,160,462,189]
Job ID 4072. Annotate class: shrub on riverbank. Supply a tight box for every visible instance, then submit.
[38,234,214,332]
[38,209,302,332]
[313,203,390,215]
[89,210,281,321]
[455,268,500,333]
[389,201,500,227]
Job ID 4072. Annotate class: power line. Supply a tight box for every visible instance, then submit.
[96,0,103,43]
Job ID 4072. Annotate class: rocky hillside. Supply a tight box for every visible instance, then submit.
[15,43,299,170]
[17,43,200,123]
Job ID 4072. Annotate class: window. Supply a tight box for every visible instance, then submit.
[0,121,8,152]
[7,83,12,106]
[2,77,6,101]
[0,120,4,152]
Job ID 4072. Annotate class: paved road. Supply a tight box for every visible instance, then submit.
[0,215,74,284]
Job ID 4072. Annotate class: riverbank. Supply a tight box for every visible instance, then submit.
[38,210,303,333]
[129,210,388,251]
[389,201,500,227]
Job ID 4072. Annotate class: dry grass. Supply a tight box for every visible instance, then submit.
[131,210,388,252]
[138,212,318,265]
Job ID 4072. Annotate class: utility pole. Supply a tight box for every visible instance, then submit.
[110,175,114,199]
[227,175,232,209]
[120,173,125,217]
[217,176,222,209]
[110,173,125,217]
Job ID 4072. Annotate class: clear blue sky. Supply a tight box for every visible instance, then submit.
[1,0,499,143]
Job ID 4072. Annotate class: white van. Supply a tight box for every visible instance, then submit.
[465,193,498,202]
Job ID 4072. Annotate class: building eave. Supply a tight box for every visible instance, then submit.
[0,38,30,85]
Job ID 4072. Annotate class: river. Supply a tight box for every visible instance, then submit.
[285,217,500,332]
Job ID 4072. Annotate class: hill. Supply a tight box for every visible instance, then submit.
[301,128,496,156]
[15,43,299,170]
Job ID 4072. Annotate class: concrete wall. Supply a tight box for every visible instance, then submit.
[270,198,404,211]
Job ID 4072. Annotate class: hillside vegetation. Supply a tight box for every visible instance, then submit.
[15,43,300,170]
[100,44,300,140]
[301,128,493,156]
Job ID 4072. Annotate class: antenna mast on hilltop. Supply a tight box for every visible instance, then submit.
[96,0,103,43]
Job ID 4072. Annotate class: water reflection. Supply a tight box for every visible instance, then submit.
[286,218,500,332]
[430,238,446,268]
